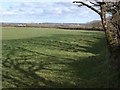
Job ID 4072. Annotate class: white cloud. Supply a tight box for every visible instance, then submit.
[64,7,71,12]
[0,0,76,2]
[2,10,18,15]
[1,1,100,23]
[55,8,62,15]
[1,2,91,18]
[57,0,77,2]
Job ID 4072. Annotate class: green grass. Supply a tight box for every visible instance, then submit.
[2,27,119,88]
[2,27,91,40]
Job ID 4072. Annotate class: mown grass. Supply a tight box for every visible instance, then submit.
[2,27,119,88]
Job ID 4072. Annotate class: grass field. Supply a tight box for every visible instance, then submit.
[2,27,119,88]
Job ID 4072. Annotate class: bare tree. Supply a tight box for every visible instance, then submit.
[73,0,120,70]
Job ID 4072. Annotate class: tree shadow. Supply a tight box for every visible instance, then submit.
[2,47,66,88]
[2,34,119,89]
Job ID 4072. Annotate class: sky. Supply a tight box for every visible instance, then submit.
[0,0,101,23]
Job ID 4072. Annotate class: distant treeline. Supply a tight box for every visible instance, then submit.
[58,27,103,31]
[1,20,103,31]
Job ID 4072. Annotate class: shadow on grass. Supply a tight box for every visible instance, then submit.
[2,34,119,89]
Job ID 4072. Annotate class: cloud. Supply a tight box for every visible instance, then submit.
[2,11,17,15]
[0,0,76,3]
[56,0,76,3]
[1,1,100,23]
[1,2,79,17]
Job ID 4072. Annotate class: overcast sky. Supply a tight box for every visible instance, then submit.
[0,0,101,23]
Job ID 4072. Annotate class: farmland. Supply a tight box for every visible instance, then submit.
[2,27,119,88]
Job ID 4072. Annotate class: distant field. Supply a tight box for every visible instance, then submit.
[2,27,91,40]
[2,27,119,88]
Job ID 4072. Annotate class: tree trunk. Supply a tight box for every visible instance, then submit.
[73,0,120,71]
[109,12,120,71]
[100,2,120,71]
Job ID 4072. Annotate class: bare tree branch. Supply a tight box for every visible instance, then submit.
[90,1,100,6]
[73,1,101,15]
